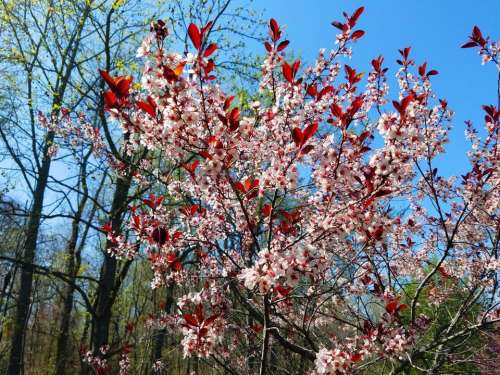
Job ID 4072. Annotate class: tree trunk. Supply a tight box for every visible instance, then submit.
[7,132,54,375]
[53,214,82,375]
[6,4,92,372]
[54,151,98,375]
[91,174,132,357]
[148,285,174,375]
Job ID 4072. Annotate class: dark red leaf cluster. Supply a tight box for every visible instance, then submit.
[99,70,133,110]
[331,7,365,41]
[461,26,487,48]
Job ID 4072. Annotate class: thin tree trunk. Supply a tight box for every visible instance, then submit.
[54,151,101,375]
[53,200,83,375]
[78,311,92,375]
[148,285,174,375]
[259,295,271,375]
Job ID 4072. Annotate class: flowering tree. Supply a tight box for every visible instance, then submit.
[94,7,499,374]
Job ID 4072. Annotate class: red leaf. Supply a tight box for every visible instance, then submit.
[234,181,246,194]
[223,96,235,111]
[198,150,211,160]
[264,41,272,52]
[229,107,240,122]
[292,128,303,147]
[349,6,365,26]
[418,62,427,77]
[183,314,198,327]
[348,95,364,116]
[401,47,411,59]
[251,179,259,190]
[331,103,343,118]
[300,145,314,155]
[277,40,290,51]
[371,56,384,72]
[351,30,365,41]
[243,178,259,193]
[472,26,486,45]
[461,41,477,48]
[188,23,202,50]
[351,352,363,363]
[103,91,117,108]
[152,227,168,246]
[275,284,290,297]
[437,266,449,278]
[318,86,334,99]
[172,230,182,242]
[371,226,384,240]
[201,21,213,36]
[182,160,199,175]
[392,100,401,113]
[472,26,482,38]
[101,223,113,233]
[173,260,183,271]
[270,18,279,33]
[331,21,345,30]
[204,314,218,327]
[228,107,240,131]
[115,76,132,97]
[426,69,439,77]
[243,178,252,192]
[303,122,318,142]
[204,59,215,76]
[198,327,208,337]
[373,188,392,198]
[99,69,115,88]
[385,300,398,314]
[269,18,280,41]
[147,95,156,109]
[182,204,199,217]
[195,304,204,324]
[282,62,293,83]
[398,303,408,311]
[137,101,155,117]
[262,204,272,217]
[190,204,199,215]
[203,43,217,57]
[252,324,263,333]
[358,130,370,144]
[401,93,414,110]
[306,84,317,97]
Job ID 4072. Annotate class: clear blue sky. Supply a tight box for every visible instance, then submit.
[250,0,499,176]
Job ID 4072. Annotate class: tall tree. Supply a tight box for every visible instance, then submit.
[0,1,94,373]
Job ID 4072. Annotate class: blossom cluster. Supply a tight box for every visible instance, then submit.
[94,8,499,374]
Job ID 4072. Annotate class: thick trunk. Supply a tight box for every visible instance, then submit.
[7,132,54,375]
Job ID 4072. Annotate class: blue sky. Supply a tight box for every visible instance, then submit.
[250,0,499,176]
